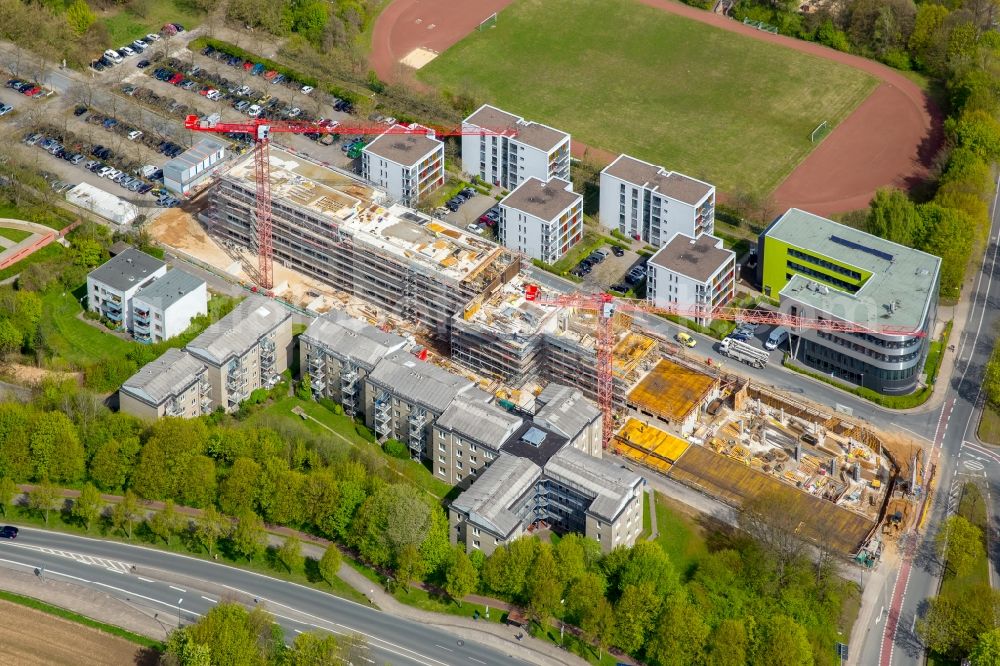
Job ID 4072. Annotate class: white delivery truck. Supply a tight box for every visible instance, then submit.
[719,337,770,369]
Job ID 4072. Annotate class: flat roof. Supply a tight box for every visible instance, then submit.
[87,248,165,292]
[603,155,713,206]
[301,311,407,372]
[164,138,225,171]
[650,233,734,283]
[501,177,580,221]
[368,350,477,413]
[224,148,509,283]
[770,209,940,330]
[628,358,717,423]
[363,126,442,166]
[451,453,542,537]
[133,269,205,311]
[464,104,569,152]
[186,295,290,366]
[121,348,204,406]
[500,418,569,467]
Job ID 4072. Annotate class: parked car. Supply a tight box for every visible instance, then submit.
[675,332,697,348]
[0,103,12,116]
[136,59,151,69]
[131,40,148,52]
[247,104,262,118]
[611,245,625,257]
[104,49,123,64]
[301,85,313,94]
[91,60,105,72]
[73,105,87,116]
[120,46,136,57]
[127,130,143,140]
[466,223,481,234]
[145,33,160,42]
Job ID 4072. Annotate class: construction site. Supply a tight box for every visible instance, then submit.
[146,145,925,558]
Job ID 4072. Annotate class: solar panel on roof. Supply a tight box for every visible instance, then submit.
[829,235,893,262]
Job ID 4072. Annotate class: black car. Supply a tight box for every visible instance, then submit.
[611,246,625,257]
[73,105,87,116]
[91,60,105,72]
[136,59,150,69]
[0,526,17,539]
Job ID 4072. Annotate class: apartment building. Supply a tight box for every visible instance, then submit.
[533,383,603,458]
[498,177,583,264]
[86,248,167,330]
[461,105,571,190]
[163,138,226,196]
[364,350,487,459]
[209,147,518,342]
[599,154,715,247]
[186,295,293,411]
[361,126,444,207]
[119,348,211,420]
[299,311,408,417]
[647,233,736,326]
[432,396,525,485]
[131,269,208,343]
[449,446,644,555]
[759,208,941,394]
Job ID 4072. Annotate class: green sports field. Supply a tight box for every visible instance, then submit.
[418,0,877,194]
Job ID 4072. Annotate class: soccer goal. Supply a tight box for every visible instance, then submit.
[478,12,498,31]
[810,120,830,143]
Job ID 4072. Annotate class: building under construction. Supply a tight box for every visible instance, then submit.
[208,148,519,342]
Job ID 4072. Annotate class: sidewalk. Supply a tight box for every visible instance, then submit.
[11,486,595,665]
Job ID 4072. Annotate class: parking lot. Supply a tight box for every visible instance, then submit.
[570,241,648,294]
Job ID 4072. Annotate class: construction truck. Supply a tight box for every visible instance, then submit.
[718,336,770,369]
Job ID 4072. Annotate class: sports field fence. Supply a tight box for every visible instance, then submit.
[810,120,830,143]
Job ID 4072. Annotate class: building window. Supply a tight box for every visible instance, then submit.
[469,444,477,452]
[456,461,463,470]
[438,466,446,475]
[439,442,446,452]
[438,455,445,463]
[472,527,480,536]
[473,540,480,549]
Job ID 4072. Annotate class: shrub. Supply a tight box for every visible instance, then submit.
[382,439,408,459]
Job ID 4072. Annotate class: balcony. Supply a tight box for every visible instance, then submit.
[166,399,184,417]
[134,308,150,323]
[341,368,358,391]
[103,307,123,322]
[373,391,392,436]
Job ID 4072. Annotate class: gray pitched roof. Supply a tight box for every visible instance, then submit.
[87,248,165,292]
[186,296,290,366]
[544,447,642,522]
[133,269,205,311]
[163,138,225,177]
[302,311,407,371]
[120,348,205,406]
[603,155,713,206]
[450,453,542,537]
[649,233,734,283]
[534,383,601,442]
[367,350,475,413]
[437,398,523,449]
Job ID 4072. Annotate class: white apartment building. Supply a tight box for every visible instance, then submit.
[599,154,715,248]
[119,348,211,420]
[647,233,736,326]
[131,269,208,343]
[86,248,167,330]
[186,296,293,412]
[462,105,570,191]
[300,311,408,417]
[498,177,583,263]
[361,126,444,207]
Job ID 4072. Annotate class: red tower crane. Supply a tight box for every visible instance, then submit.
[184,115,516,290]
[525,289,925,450]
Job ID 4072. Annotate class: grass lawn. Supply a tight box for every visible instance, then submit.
[0,227,33,243]
[40,289,135,368]
[0,242,65,283]
[652,495,709,577]
[979,406,1000,445]
[0,202,76,231]
[99,0,204,46]
[419,0,877,194]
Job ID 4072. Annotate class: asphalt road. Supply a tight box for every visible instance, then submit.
[0,528,530,666]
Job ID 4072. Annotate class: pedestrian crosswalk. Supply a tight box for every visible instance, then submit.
[14,544,132,574]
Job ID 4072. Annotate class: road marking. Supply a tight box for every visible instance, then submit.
[433,644,453,652]
[294,629,302,634]
[469,658,486,665]
[169,585,186,593]
[138,576,155,583]
[889,422,932,443]
[964,460,985,471]
[201,596,216,603]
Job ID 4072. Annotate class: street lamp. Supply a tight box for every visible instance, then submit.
[176,597,183,628]
[560,598,565,645]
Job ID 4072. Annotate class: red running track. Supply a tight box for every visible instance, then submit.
[371,0,941,216]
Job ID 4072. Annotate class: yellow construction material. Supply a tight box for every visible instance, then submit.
[612,332,656,378]
[619,419,690,461]
[627,358,718,424]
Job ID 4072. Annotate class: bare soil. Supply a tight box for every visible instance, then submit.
[4,362,83,386]
[0,599,149,666]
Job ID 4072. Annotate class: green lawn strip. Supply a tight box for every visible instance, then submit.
[782,356,933,409]
[0,589,163,650]
[0,227,33,243]
[0,202,76,231]
[100,0,204,46]
[0,242,65,283]
[420,0,876,194]
[40,289,135,368]
[978,406,1000,445]
[392,586,505,624]
[653,496,709,578]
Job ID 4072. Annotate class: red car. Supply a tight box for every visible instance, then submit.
[23,86,40,96]
[242,60,253,71]
[168,72,184,85]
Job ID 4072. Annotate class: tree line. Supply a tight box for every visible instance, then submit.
[0,384,863,666]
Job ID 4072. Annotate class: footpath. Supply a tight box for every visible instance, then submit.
[6,485,611,665]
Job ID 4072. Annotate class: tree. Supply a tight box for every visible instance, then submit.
[444,546,478,606]
[553,533,595,585]
[148,499,180,544]
[0,318,20,356]
[616,541,680,598]
[909,3,950,72]
[29,480,61,526]
[231,509,266,562]
[754,614,812,666]
[971,627,1000,666]
[89,437,140,491]
[706,618,750,666]
[867,188,925,246]
[131,419,209,501]
[176,602,280,666]
[527,544,563,623]
[0,476,17,517]
[195,505,227,557]
[180,455,217,508]
[565,571,606,625]
[739,490,810,584]
[297,372,312,400]
[289,631,342,665]
[111,489,141,540]
[614,582,661,654]
[918,585,1000,658]
[318,544,341,586]
[349,483,432,568]
[393,543,424,590]
[72,482,103,532]
[646,596,710,666]
[936,514,986,577]
[219,457,261,516]
[278,535,304,573]
[918,203,975,298]
[581,597,615,660]
[29,410,85,483]
[952,109,1000,161]
[481,537,538,600]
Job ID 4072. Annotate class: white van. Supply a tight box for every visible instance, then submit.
[765,326,788,351]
